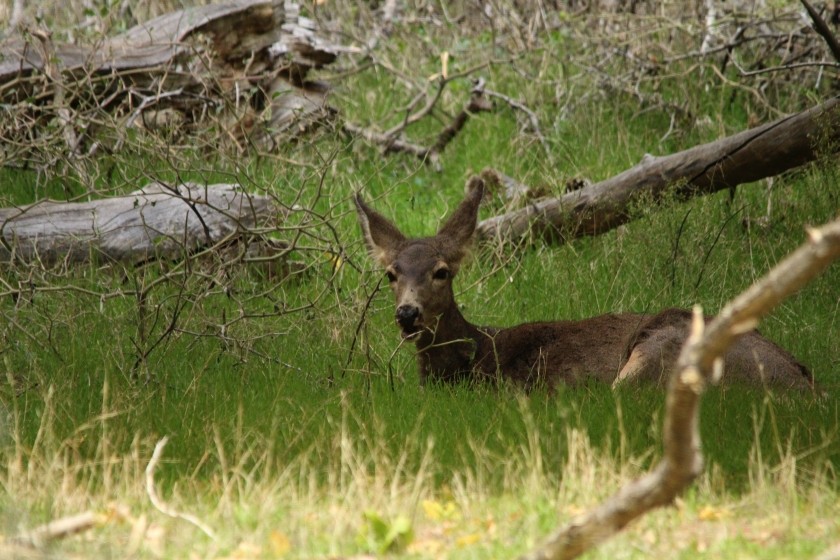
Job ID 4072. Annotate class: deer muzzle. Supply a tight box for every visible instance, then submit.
[396,305,422,337]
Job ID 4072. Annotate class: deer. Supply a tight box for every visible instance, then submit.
[354,178,815,391]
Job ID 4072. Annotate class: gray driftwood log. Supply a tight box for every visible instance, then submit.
[477,96,840,243]
[0,183,277,266]
[520,216,840,560]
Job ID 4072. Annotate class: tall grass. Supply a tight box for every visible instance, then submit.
[2,2,840,556]
[1,370,838,558]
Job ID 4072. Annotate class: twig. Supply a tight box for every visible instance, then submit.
[730,59,838,77]
[482,87,554,164]
[800,0,840,63]
[342,275,385,379]
[343,121,434,159]
[384,78,447,138]
[113,88,185,152]
[12,511,105,547]
[343,79,492,170]
[431,78,493,153]
[31,29,79,157]
[707,63,782,116]
[145,436,217,541]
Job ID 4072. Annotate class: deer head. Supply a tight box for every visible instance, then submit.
[355,178,484,339]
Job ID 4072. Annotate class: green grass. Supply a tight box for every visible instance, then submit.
[2,2,840,557]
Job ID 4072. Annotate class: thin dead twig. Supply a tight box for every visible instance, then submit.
[482,87,554,165]
[11,511,105,547]
[708,63,783,117]
[731,59,838,77]
[30,29,79,158]
[800,0,840,63]
[343,121,433,158]
[146,436,217,541]
[343,78,492,170]
[380,57,500,140]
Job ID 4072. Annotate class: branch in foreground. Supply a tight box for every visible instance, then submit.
[11,511,105,548]
[477,96,840,243]
[520,217,840,560]
[146,436,217,541]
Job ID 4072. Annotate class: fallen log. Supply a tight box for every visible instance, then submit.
[477,96,840,243]
[0,183,278,266]
[0,0,350,166]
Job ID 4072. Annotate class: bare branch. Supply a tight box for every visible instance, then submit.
[146,436,217,541]
[800,0,840,63]
[11,511,104,547]
[483,87,554,165]
[343,80,492,170]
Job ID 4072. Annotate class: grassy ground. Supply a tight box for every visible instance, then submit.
[2,2,840,558]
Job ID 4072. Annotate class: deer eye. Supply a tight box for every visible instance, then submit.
[386,270,397,283]
[433,268,450,281]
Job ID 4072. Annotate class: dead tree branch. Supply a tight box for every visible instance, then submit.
[477,96,840,243]
[800,0,840,63]
[521,216,840,560]
[11,511,104,548]
[343,78,492,170]
[146,437,217,541]
[483,87,554,165]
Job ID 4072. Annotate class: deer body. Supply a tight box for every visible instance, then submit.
[355,180,814,391]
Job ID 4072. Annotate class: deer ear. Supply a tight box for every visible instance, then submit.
[354,193,406,267]
[436,177,484,264]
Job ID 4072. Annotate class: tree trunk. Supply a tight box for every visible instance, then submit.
[477,96,840,243]
[0,183,278,266]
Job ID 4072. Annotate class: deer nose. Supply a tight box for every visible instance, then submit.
[396,305,420,329]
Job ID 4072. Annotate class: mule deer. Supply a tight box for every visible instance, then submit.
[354,179,814,391]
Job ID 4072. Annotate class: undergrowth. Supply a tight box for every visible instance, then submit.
[2,1,840,557]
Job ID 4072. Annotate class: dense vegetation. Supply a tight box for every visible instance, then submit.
[1,1,838,558]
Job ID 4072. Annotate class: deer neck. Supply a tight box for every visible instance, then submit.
[414,299,482,384]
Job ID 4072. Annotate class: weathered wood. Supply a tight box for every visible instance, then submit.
[0,183,277,265]
[521,216,840,560]
[11,511,104,548]
[0,1,342,85]
[477,96,840,243]
[0,1,351,163]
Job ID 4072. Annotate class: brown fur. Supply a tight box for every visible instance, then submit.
[354,179,814,391]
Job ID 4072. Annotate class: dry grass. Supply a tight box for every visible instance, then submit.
[2,385,838,559]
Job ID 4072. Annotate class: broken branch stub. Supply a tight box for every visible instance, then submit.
[521,217,840,560]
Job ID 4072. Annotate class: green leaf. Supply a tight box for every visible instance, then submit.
[358,511,414,554]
